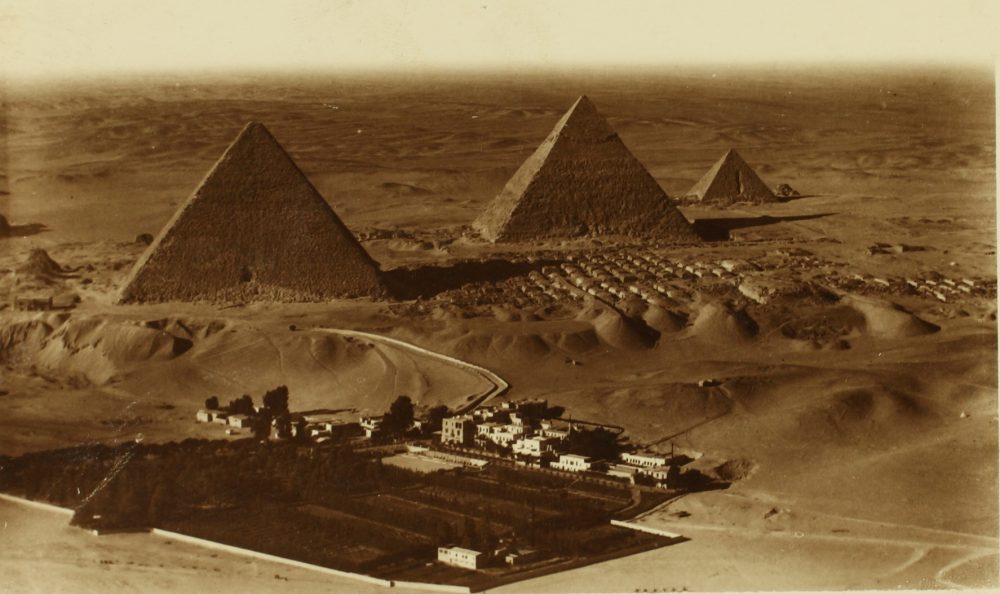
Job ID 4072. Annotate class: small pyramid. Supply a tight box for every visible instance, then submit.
[686,149,776,204]
[473,96,698,243]
[119,122,385,303]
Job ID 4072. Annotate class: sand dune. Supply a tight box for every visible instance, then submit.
[684,301,759,344]
[641,304,688,333]
[841,294,940,339]
[0,313,492,414]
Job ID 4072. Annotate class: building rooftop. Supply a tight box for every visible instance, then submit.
[439,546,482,556]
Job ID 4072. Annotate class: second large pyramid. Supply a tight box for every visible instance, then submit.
[474,96,698,243]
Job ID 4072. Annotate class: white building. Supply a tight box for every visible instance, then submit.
[476,423,519,447]
[477,422,503,437]
[438,546,484,570]
[550,454,592,472]
[505,547,541,565]
[621,452,668,468]
[442,415,476,445]
[195,409,214,423]
[512,436,555,458]
[360,416,383,438]
[227,414,252,429]
[608,463,640,484]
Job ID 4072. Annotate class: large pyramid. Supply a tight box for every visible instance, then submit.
[686,149,776,205]
[118,122,385,303]
[473,96,698,243]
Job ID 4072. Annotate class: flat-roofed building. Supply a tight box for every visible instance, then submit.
[512,435,556,458]
[442,415,476,445]
[505,547,541,565]
[621,451,668,468]
[550,454,592,472]
[607,463,640,484]
[438,546,484,570]
[227,414,253,428]
[477,422,503,437]
[360,416,383,438]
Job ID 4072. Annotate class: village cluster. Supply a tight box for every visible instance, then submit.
[195,404,362,441]
[193,393,683,572]
[196,396,677,488]
[435,242,995,316]
[438,400,675,486]
[442,250,754,311]
[837,271,994,303]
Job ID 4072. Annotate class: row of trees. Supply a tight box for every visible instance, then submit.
[378,395,451,437]
[206,386,294,440]
[205,385,289,417]
[562,426,623,460]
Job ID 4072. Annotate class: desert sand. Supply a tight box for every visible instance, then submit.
[0,67,996,592]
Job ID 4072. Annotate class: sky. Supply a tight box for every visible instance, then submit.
[1,0,997,80]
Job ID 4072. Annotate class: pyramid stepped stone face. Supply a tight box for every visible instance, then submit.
[473,96,699,243]
[119,122,386,304]
[686,149,776,205]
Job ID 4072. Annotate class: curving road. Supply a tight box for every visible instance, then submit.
[318,328,510,413]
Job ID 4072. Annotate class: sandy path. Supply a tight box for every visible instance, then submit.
[321,328,509,410]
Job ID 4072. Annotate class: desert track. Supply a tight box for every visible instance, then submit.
[320,328,510,413]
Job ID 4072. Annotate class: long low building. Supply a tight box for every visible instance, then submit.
[621,451,668,467]
[550,453,592,472]
[438,546,485,569]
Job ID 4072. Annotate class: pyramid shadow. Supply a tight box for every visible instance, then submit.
[383,258,556,300]
[692,212,835,242]
[0,223,49,238]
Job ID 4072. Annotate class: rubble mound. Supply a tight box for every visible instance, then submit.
[866,242,927,255]
[473,95,698,243]
[776,183,800,198]
[16,249,73,280]
[118,122,386,303]
[714,458,757,481]
[686,149,777,205]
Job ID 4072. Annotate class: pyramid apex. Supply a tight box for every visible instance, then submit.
[237,121,274,138]
[569,95,597,112]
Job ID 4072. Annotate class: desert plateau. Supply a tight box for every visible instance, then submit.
[0,66,996,592]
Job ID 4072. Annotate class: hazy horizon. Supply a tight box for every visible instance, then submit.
[2,1,996,82]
